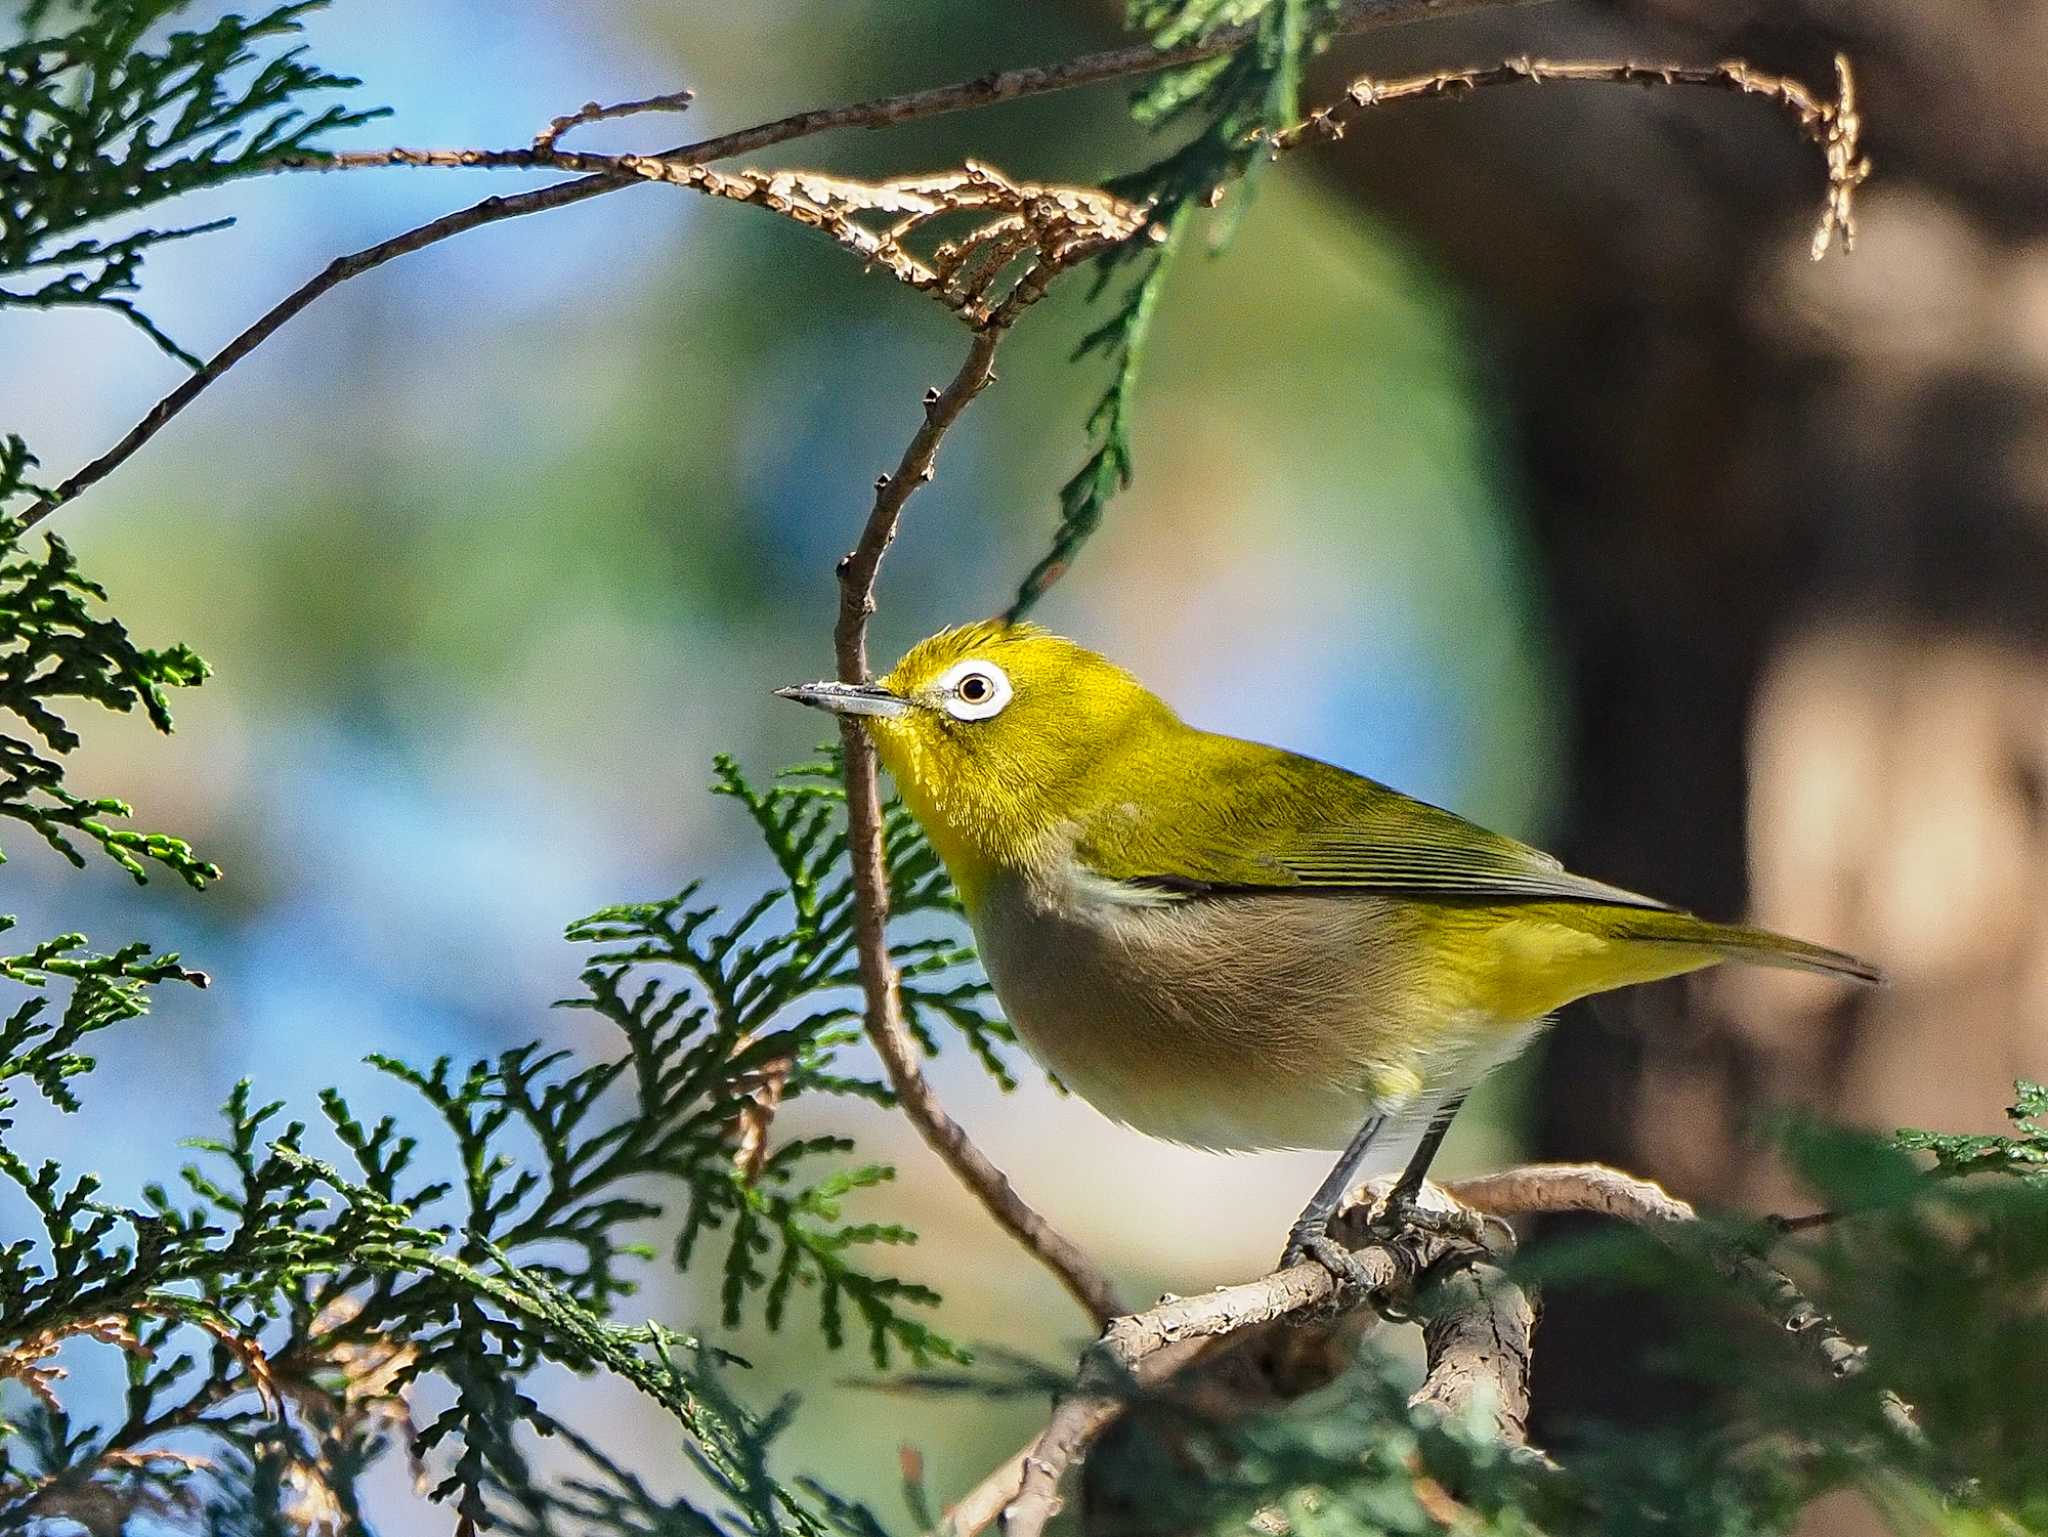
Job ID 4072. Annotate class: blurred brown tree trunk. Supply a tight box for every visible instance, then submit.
[1297,0,2048,1487]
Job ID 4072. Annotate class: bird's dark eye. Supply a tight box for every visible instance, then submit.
[942,660,1011,720]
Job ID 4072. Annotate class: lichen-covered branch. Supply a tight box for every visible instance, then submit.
[302,148,1154,324]
[1408,1256,1541,1450]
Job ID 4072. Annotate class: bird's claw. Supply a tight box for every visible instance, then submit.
[1278,1222,1380,1322]
[1278,1187,1495,1326]
[1369,1185,1486,1244]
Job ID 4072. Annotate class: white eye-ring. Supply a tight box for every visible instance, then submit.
[937,658,1012,721]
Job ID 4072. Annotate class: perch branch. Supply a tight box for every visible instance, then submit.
[997,1244,1422,1537]
[1270,52,1869,259]
[16,0,1554,528]
[957,1159,1935,1533]
[985,1188,1531,1537]
[830,329,1126,1328]
[940,1318,1373,1536]
[1449,1163,1922,1444]
[1408,1256,1541,1448]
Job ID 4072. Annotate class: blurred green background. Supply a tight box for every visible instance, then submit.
[4,0,1582,1520]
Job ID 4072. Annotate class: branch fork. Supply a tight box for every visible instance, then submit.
[24,0,1852,527]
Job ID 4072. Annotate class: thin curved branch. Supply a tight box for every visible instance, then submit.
[17,0,1554,528]
[569,0,1551,169]
[1269,53,1869,259]
[830,324,1127,1329]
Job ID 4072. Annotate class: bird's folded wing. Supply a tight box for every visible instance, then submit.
[1073,735,1674,911]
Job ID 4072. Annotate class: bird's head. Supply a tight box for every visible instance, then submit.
[776,621,1175,896]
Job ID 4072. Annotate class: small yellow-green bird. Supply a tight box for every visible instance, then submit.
[778,621,1881,1281]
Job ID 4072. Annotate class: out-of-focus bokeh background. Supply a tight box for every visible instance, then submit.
[5,0,2045,1527]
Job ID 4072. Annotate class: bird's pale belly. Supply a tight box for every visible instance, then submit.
[968,869,1540,1154]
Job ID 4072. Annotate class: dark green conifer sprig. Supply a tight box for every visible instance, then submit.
[0,437,51,510]
[1893,1079,2047,1183]
[0,922,203,1123]
[1,753,1004,1531]
[1008,0,1337,618]
[0,523,218,885]
[1,1032,840,1532]
[494,1351,892,1537]
[1,0,383,366]
[505,752,1005,1366]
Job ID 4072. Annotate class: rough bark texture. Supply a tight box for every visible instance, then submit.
[1301,0,2048,1503]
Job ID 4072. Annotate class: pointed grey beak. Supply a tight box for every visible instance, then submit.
[774,680,911,719]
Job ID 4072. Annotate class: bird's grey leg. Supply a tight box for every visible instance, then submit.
[1373,1091,1483,1240]
[1277,1113,1387,1289]
[1389,1092,1466,1204]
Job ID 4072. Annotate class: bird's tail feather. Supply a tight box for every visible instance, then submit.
[1608,910,1886,986]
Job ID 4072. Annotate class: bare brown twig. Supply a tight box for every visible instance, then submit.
[16,0,1553,528]
[532,89,695,152]
[1270,52,1869,259]
[1766,1207,1849,1235]
[828,325,1126,1329]
[608,0,1550,167]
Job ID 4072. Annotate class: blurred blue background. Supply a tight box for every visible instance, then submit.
[2,0,1573,1517]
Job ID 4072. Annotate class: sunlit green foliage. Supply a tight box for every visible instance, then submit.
[1009,0,1341,616]
[0,439,49,511]
[1894,1079,2047,1183]
[1,0,381,366]
[0,522,218,886]
[0,924,202,1124]
[0,752,1010,1530]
